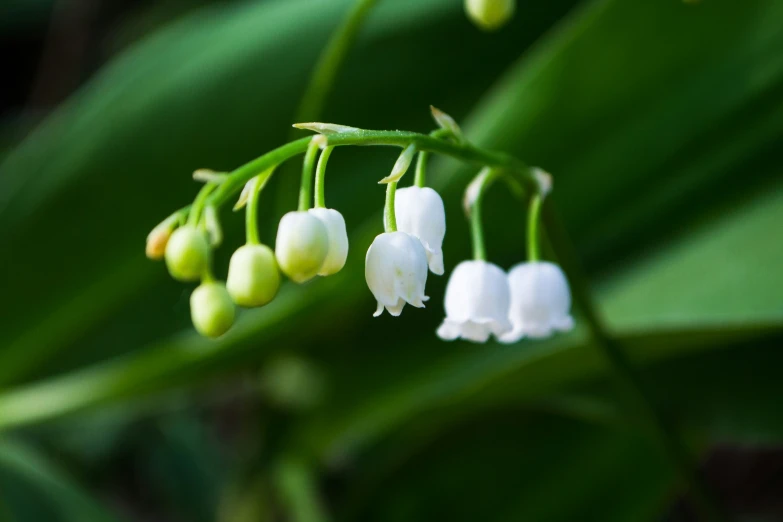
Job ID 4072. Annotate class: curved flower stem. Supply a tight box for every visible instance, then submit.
[527,194,542,262]
[208,129,532,212]
[293,0,381,125]
[187,182,218,227]
[246,168,275,245]
[467,169,500,261]
[414,151,429,188]
[384,182,397,233]
[298,138,322,212]
[314,146,334,208]
[542,205,730,522]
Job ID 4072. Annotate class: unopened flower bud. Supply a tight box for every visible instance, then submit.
[275,211,329,283]
[227,244,280,307]
[165,225,210,282]
[146,217,177,260]
[190,281,235,338]
[465,0,515,31]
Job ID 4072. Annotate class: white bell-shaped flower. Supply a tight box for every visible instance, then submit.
[365,232,429,317]
[437,260,512,343]
[308,208,349,276]
[275,211,329,283]
[395,186,446,275]
[500,261,574,343]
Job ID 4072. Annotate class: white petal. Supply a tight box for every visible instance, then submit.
[506,261,574,341]
[308,208,349,276]
[365,232,429,317]
[438,260,511,342]
[395,187,446,275]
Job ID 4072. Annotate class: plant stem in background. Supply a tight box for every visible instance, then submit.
[293,0,381,124]
[527,194,542,262]
[542,204,731,522]
[275,456,329,522]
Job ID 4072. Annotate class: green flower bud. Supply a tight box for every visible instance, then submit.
[465,0,515,31]
[226,244,281,307]
[165,225,209,282]
[190,282,235,338]
[275,211,329,283]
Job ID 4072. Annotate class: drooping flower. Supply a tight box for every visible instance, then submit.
[464,0,515,31]
[500,261,574,343]
[275,211,329,283]
[437,260,512,343]
[365,231,429,317]
[226,244,280,307]
[308,208,349,276]
[395,186,446,275]
[165,225,210,282]
[190,281,235,338]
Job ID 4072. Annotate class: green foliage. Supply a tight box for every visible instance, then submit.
[0,0,781,520]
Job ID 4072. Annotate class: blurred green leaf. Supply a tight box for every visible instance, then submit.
[0,439,121,522]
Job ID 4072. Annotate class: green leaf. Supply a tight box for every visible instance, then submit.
[0,439,121,522]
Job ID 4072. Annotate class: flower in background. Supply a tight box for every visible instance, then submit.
[464,0,515,31]
[395,186,446,275]
[365,231,429,316]
[500,261,574,343]
[437,260,511,342]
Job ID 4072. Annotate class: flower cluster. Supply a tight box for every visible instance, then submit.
[146,108,573,344]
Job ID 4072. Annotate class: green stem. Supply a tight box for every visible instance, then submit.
[293,0,381,125]
[245,167,276,245]
[541,205,730,522]
[527,194,542,262]
[384,182,397,233]
[275,456,329,522]
[187,182,217,227]
[314,146,334,208]
[468,169,499,261]
[298,139,322,212]
[208,129,532,212]
[414,151,429,188]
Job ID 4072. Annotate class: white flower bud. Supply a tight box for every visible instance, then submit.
[308,208,349,276]
[164,225,210,282]
[365,232,429,317]
[275,211,329,283]
[395,186,446,275]
[465,0,515,31]
[146,216,177,260]
[437,260,512,343]
[500,261,574,343]
[190,281,235,338]
[226,244,280,307]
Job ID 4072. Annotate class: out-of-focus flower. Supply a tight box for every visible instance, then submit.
[365,232,429,316]
[164,225,209,282]
[308,208,349,276]
[395,186,446,275]
[190,281,235,338]
[464,0,515,31]
[500,261,574,343]
[275,211,329,283]
[226,244,280,307]
[437,260,512,343]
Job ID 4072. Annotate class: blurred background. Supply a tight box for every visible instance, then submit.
[1,0,783,520]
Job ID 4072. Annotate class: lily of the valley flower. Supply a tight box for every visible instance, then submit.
[437,260,512,343]
[395,186,446,275]
[226,244,280,307]
[365,232,429,317]
[275,211,329,283]
[500,261,574,343]
[308,208,349,276]
[191,281,235,338]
